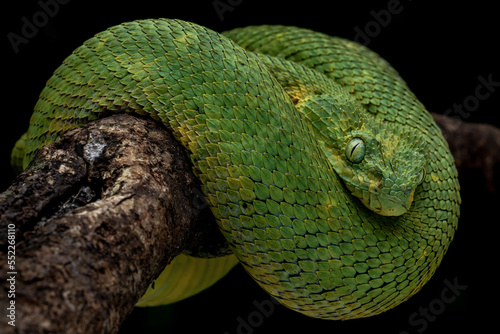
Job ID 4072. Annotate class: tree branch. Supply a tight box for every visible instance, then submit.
[0,114,225,334]
[431,113,500,193]
[0,112,499,333]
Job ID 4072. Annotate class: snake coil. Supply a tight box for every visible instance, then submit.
[12,18,460,319]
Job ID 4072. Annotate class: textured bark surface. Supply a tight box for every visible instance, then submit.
[432,113,500,193]
[0,113,498,333]
[0,114,223,334]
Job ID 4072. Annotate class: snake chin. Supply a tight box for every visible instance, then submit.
[344,181,416,217]
[364,188,416,217]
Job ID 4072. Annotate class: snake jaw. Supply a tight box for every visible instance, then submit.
[343,178,416,216]
[369,188,416,216]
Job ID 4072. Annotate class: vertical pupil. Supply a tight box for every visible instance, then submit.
[346,138,365,164]
[351,142,360,156]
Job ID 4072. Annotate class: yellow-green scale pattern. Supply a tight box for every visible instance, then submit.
[12,19,460,320]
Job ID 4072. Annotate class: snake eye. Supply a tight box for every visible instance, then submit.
[417,168,426,184]
[346,138,365,164]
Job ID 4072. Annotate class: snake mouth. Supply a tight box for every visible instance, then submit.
[343,181,416,217]
[362,189,415,217]
[374,204,408,216]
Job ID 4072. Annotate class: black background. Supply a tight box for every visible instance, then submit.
[2,1,499,333]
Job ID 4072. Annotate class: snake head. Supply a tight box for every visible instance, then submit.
[330,123,427,216]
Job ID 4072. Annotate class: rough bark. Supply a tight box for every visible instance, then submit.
[0,114,223,334]
[0,112,498,333]
[431,113,500,193]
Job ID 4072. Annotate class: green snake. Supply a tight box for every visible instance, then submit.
[11,18,460,320]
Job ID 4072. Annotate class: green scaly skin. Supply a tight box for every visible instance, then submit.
[11,19,460,320]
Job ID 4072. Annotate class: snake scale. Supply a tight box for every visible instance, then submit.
[11,18,460,320]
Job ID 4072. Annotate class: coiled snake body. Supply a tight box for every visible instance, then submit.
[12,19,460,319]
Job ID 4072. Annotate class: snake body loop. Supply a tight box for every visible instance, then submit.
[12,19,460,319]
